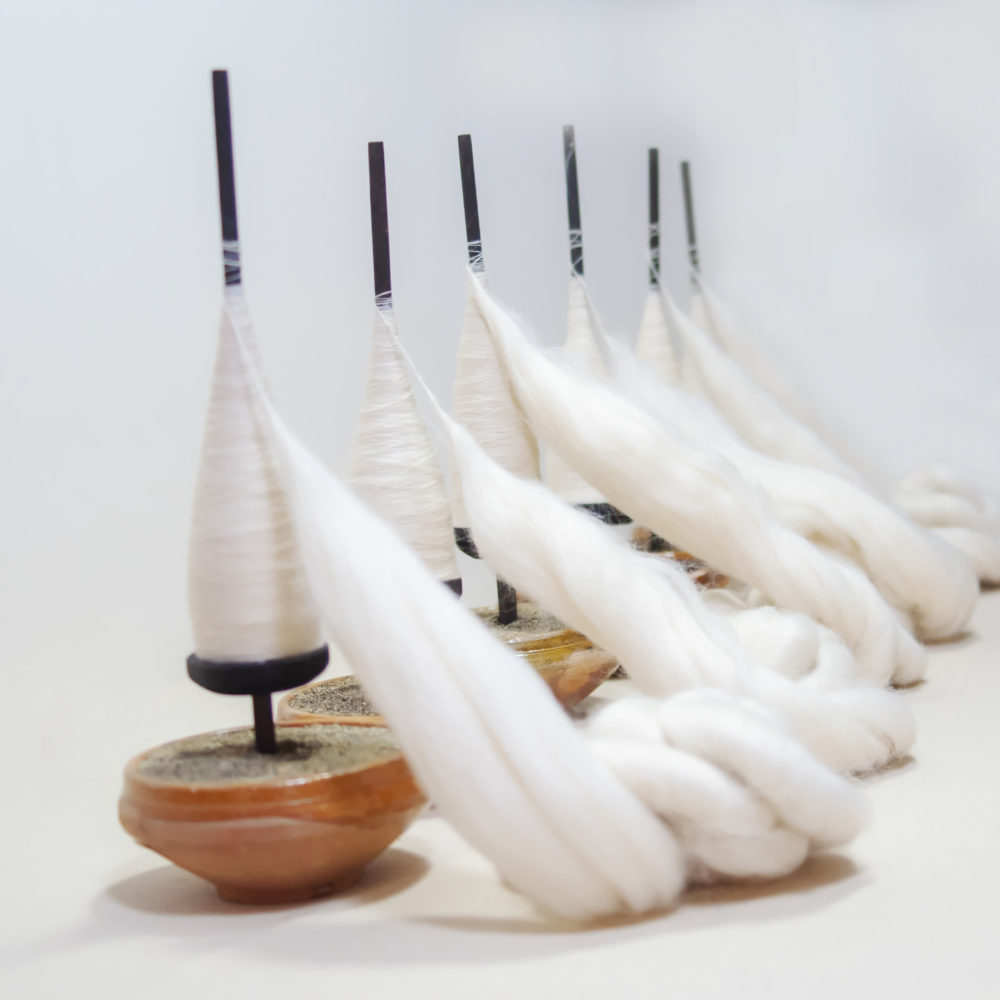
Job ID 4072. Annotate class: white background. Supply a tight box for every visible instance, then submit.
[1,1,999,993]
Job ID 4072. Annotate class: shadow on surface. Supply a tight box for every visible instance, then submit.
[240,851,863,967]
[99,846,429,919]
[924,629,977,649]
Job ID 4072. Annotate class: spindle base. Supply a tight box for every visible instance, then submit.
[119,721,425,906]
[278,602,618,725]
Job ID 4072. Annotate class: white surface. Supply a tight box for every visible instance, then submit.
[4,592,1000,999]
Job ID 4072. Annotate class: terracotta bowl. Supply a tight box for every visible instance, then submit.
[278,606,618,726]
[119,721,425,905]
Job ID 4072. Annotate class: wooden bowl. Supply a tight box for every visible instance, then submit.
[118,721,425,905]
[278,603,618,726]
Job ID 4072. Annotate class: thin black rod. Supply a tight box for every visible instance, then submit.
[563,125,584,276]
[368,141,392,305]
[458,134,484,272]
[648,148,660,288]
[212,69,241,287]
[680,160,699,277]
[252,692,277,754]
[497,578,518,626]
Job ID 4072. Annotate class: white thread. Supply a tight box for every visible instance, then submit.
[468,273,926,685]
[467,240,485,275]
[187,291,323,661]
[348,307,459,583]
[451,277,540,527]
[214,309,867,918]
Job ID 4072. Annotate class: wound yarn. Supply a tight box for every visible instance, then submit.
[347,307,458,583]
[468,272,926,685]
[187,290,323,662]
[635,286,680,385]
[544,275,609,504]
[451,278,540,527]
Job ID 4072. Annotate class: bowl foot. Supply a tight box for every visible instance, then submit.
[216,868,366,905]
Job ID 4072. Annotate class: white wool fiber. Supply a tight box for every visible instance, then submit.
[690,280,1000,583]
[690,281,826,431]
[187,291,323,662]
[675,287,865,484]
[468,273,926,685]
[443,410,913,773]
[606,329,978,642]
[451,281,540,526]
[348,307,458,582]
[893,465,1000,584]
[545,276,608,504]
[218,309,867,918]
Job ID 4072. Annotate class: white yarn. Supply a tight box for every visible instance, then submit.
[689,280,1000,583]
[217,310,867,919]
[451,279,540,527]
[544,276,608,504]
[606,328,979,642]
[467,273,926,685]
[187,290,323,662]
[564,274,608,377]
[348,307,458,583]
[635,287,680,385]
[442,409,913,773]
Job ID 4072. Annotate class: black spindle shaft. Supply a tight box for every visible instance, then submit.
[497,579,518,625]
[648,149,660,288]
[368,142,392,307]
[680,160,699,279]
[252,693,277,754]
[212,69,241,288]
[563,125,584,276]
[458,134,484,273]
[455,135,519,621]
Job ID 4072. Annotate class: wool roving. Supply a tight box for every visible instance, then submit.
[672,285,865,485]
[347,305,459,583]
[608,324,979,643]
[218,315,867,918]
[688,280,1000,584]
[441,406,913,774]
[689,280,827,433]
[187,289,323,662]
[467,273,926,685]
[451,277,540,528]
